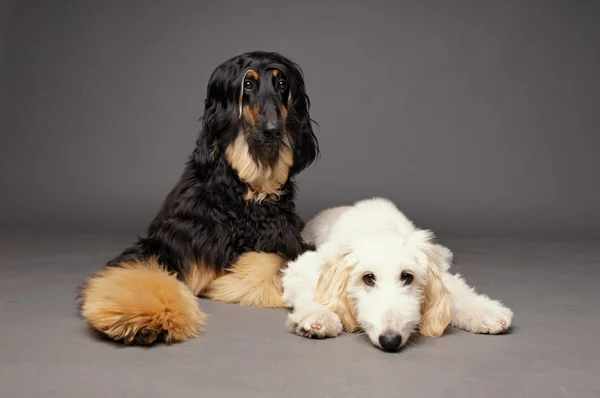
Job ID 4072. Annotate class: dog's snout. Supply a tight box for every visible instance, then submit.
[262,120,282,138]
[260,100,282,139]
[378,332,403,352]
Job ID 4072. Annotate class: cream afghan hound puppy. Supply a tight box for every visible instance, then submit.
[281,197,513,352]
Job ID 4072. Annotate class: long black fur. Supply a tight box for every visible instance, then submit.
[95,51,319,289]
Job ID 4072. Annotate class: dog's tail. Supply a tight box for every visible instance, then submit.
[78,258,207,345]
[205,252,287,308]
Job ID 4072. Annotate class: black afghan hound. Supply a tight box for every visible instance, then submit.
[78,51,319,345]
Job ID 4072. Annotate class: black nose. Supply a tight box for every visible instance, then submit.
[378,332,403,352]
[262,120,282,138]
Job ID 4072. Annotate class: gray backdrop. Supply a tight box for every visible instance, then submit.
[1,0,599,238]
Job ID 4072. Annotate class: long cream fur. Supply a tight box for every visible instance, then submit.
[282,197,514,351]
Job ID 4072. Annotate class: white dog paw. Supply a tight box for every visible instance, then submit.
[460,300,513,335]
[286,307,343,339]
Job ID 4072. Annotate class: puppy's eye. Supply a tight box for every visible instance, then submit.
[362,273,376,287]
[277,79,288,90]
[244,79,254,91]
[400,272,414,285]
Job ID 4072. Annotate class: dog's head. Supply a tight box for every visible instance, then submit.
[315,231,455,352]
[195,51,319,200]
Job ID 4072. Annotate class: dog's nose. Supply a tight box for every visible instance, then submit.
[378,332,403,352]
[262,120,282,138]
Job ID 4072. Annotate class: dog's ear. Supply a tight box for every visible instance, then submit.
[192,129,215,168]
[194,59,244,167]
[314,250,360,332]
[285,62,319,176]
[419,243,455,338]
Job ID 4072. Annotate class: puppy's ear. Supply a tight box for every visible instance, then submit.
[419,245,455,338]
[314,250,360,332]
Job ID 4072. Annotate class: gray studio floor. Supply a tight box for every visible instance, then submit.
[1,233,598,398]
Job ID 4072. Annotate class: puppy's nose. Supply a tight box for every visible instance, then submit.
[262,120,282,138]
[378,332,403,352]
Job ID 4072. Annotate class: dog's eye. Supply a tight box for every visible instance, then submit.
[400,272,414,285]
[244,79,254,91]
[277,79,288,90]
[362,273,376,287]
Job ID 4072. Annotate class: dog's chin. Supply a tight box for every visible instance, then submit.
[248,138,286,161]
[255,137,283,148]
[260,141,281,150]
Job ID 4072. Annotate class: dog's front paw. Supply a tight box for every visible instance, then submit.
[461,300,513,335]
[286,307,343,339]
